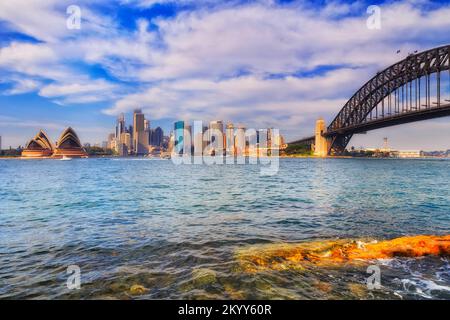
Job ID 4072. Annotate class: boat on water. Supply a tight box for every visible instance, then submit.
[60,156,72,161]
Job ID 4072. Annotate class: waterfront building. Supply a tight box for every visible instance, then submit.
[209,120,224,156]
[144,119,151,150]
[174,121,184,155]
[225,123,235,156]
[168,131,175,153]
[107,133,115,150]
[150,127,164,147]
[52,127,88,158]
[278,134,286,150]
[184,124,193,154]
[127,125,134,154]
[162,135,170,150]
[116,113,125,141]
[192,122,204,157]
[148,128,154,146]
[235,125,246,157]
[118,132,132,156]
[202,125,209,153]
[133,109,148,155]
[22,130,54,158]
[114,114,126,153]
[392,150,422,158]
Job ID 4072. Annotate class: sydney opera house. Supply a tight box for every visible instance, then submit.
[22,127,88,158]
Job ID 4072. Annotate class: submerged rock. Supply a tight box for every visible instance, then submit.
[236,235,450,273]
[129,284,147,295]
[191,268,217,287]
[223,283,246,300]
[347,283,367,299]
[314,281,333,294]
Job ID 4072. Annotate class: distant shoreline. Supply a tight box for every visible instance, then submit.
[2,155,448,161]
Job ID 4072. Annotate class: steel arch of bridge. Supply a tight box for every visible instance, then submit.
[318,45,450,154]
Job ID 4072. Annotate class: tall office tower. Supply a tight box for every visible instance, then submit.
[152,127,164,147]
[148,128,154,146]
[127,125,133,154]
[162,135,170,149]
[107,133,115,150]
[0,135,2,151]
[144,119,151,152]
[235,125,246,156]
[168,131,175,153]
[192,122,204,157]
[267,128,273,151]
[174,121,184,155]
[133,109,148,155]
[184,124,192,154]
[209,120,224,155]
[225,123,235,156]
[202,125,209,152]
[278,134,285,148]
[125,132,132,153]
[116,113,125,140]
[119,132,131,156]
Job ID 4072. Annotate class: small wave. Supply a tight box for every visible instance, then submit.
[397,277,450,299]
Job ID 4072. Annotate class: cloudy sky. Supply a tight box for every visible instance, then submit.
[0,0,449,150]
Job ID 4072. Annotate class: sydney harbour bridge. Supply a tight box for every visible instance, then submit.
[291,44,450,156]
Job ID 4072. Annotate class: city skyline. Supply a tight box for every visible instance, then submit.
[105,111,286,158]
[1,1,450,150]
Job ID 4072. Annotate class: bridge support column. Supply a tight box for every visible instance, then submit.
[314,118,330,157]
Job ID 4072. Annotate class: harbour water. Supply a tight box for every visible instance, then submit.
[0,158,449,299]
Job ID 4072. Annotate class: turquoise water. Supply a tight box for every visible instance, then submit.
[0,158,449,299]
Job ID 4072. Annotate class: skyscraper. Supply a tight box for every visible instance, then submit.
[128,125,134,154]
[119,132,131,156]
[235,125,246,156]
[150,127,164,147]
[168,131,175,154]
[107,133,115,150]
[144,119,151,153]
[133,109,148,155]
[114,113,126,153]
[116,113,125,140]
[225,123,235,156]
[209,120,224,156]
[202,125,209,152]
[184,123,192,154]
[193,122,204,157]
[174,121,184,155]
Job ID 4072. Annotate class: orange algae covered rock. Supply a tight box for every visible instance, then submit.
[236,235,450,273]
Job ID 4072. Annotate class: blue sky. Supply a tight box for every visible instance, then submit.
[0,0,450,150]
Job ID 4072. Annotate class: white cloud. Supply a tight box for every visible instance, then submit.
[101,0,450,141]
[3,78,42,95]
[1,0,450,145]
[39,80,118,105]
[0,0,121,103]
[0,0,116,42]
